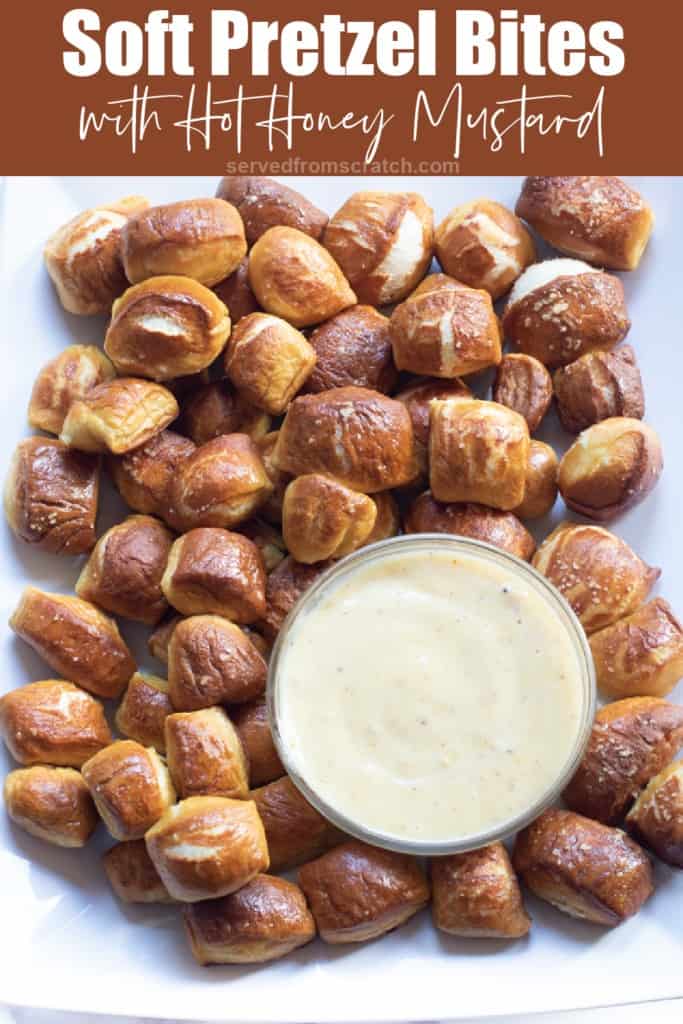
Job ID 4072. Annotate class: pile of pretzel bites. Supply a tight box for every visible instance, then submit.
[1,175,682,963]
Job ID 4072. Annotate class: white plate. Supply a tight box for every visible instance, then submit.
[0,176,681,1022]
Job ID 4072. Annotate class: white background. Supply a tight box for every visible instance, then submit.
[0,177,681,1022]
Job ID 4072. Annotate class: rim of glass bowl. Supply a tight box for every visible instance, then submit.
[266,533,596,857]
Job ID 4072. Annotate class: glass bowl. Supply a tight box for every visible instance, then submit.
[267,533,596,856]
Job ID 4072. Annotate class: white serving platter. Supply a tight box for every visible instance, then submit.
[0,175,681,1021]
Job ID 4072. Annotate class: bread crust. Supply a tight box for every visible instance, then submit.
[249,226,356,328]
[103,838,174,903]
[225,313,317,414]
[0,680,111,767]
[394,376,471,477]
[503,269,630,368]
[260,556,332,640]
[162,529,266,622]
[558,417,663,521]
[168,434,271,532]
[435,199,535,299]
[213,256,260,322]
[626,760,683,867]
[5,437,99,554]
[514,440,558,520]
[238,519,287,574]
[29,345,116,436]
[366,492,401,544]
[492,354,552,433]
[145,795,269,902]
[516,176,654,271]
[231,699,284,787]
[257,431,291,525]
[183,873,316,964]
[282,473,377,563]
[553,345,644,433]
[116,672,173,752]
[274,387,417,493]
[216,176,328,244]
[251,776,344,872]
[181,381,270,447]
[76,515,173,625]
[305,305,396,395]
[61,378,179,454]
[323,191,434,305]
[44,196,149,314]
[168,614,267,710]
[513,808,653,925]
[563,697,683,824]
[165,707,249,800]
[10,587,136,699]
[82,739,175,841]
[390,274,502,378]
[590,598,683,699]
[432,843,530,938]
[121,198,247,286]
[429,398,530,509]
[109,429,195,521]
[298,839,430,944]
[404,492,535,561]
[4,766,98,847]
[532,522,659,634]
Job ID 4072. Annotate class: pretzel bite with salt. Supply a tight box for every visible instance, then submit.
[104,277,231,380]
[162,529,266,622]
[394,377,471,477]
[115,672,173,753]
[626,760,683,867]
[167,615,267,710]
[103,838,174,903]
[516,176,654,271]
[429,398,529,510]
[553,345,645,434]
[492,354,552,433]
[298,840,430,944]
[61,378,178,455]
[10,588,135,699]
[404,493,535,561]
[121,198,246,286]
[513,809,653,925]
[432,843,530,938]
[5,438,99,555]
[168,434,271,532]
[251,776,344,872]
[503,259,630,368]
[282,474,377,564]
[225,313,316,414]
[590,598,683,700]
[216,176,328,244]
[435,199,535,299]
[558,418,663,522]
[76,515,173,625]
[44,196,148,315]
[323,191,434,306]
[0,681,111,767]
[274,387,417,493]
[563,697,683,825]
[532,523,659,634]
[184,873,316,965]
[165,707,249,800]
[109,429,195,521]
[390,274,502,378]
[305,305,396,395]
[4,766,98,848]
[249,227,356,328]
[28,345,116,436]
[145,795,269,902]
[81,739,175,841]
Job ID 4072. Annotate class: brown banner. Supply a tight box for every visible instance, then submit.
[2,1,681,174]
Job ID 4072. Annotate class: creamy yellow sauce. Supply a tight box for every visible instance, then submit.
[275,547,585,844]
